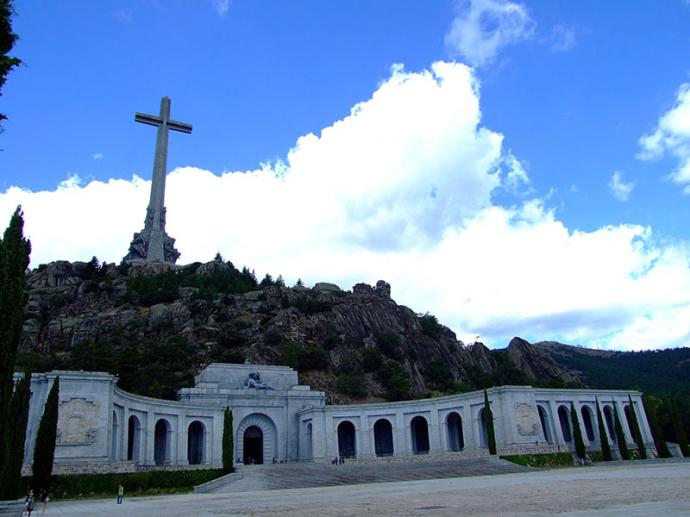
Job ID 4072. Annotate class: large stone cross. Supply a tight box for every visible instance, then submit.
[123,97,192,264]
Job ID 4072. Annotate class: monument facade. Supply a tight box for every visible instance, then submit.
[18,363,659,474]
[123,97,191,264]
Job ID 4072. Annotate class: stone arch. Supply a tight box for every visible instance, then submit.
[537,405,552,443]
[410,416,430,454]
[236,413,277,465]
[187,420,205,465]
[558,405,572,443]
[581,405,596,442]
[624,405,635,439]
[446,412,464,451]
[603,406,616,442]
[478,408,489,448]
[111,410,119,460]
[337,420,357,458]
[127,414,142,463]
[373,418,394,456]
[154,418,172,465]
[303,422,313,460]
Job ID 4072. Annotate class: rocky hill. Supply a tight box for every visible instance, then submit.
[20,256,687,404]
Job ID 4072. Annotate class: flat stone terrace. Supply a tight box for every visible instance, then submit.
[205,457,529,493]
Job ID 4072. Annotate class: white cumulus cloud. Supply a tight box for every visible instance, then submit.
[609,170,635,201]
[445,0,535,67]
[3,62,690,351]
[638,82,690,193]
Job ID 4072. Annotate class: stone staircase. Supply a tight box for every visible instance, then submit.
[203,457,530,493]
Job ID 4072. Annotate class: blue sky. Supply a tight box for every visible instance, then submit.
[2,0,690,350]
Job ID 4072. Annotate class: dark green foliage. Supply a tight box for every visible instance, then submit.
[669,398,690,457]
[570,403,586,460]
[322,335,341,351]
[362,347,383,372]
[643,395,671,458]
[484,390,497,455]
[469,350,531,389]
[222,408,233,474]
[281,342,329,372]
[336,373,368,399]
[16,469,223,500]
[424,360,455,392]
[281,342,301,370]
[418,312,442,338]
[81,256,107,281]
[1,0,21,127]
[379,361,411,401]
[374,331,402,360]
[627,395,647,459]
[33,377,59,492]
[67,340,117,373]
[291,295,331,315]
[501,452,574,468]
[613,405,629,460]
[258,273,274,288]
[596,399,613,461]
[0,207,31,486]
[0,370,30,499]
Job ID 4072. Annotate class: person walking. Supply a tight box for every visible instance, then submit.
[39,489,49,513]
[117,484,124,504]
[24,489,35,516]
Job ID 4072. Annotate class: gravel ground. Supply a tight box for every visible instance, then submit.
[43,460,690,516]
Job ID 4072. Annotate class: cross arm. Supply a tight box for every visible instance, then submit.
[135,112,162,127]
[168,119,193,134]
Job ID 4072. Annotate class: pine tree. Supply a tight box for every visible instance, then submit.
[0,370,30,499]
[627,395,647,459]
[613,404,629,460]
[669,398,690,457]
[32,377,59,492]
[570,403,586,460]
[0,207,31,495]
[222,407,234,474]
[643,395,671,458]
[483,389,497,455]
[596,398,612,461]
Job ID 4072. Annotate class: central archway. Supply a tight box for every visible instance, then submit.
[373,419,394,456]
[411,416,430,454]
[337,421,357,458]
[188,421,205,465]
[243,426,263,464]
[446,412,464,451]
[236,413,278,465]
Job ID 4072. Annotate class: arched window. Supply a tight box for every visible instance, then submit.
[581,406,596,442]
[624,405,635,439]
[603,406,616,442]
[373,419,394,456]
[304,422,313,460]
[337,421,357,458]
[446,412,464,451]
[154,419,172,465]
[188,421,205,465]
[111,411,119,460]
[127,415,141,463]
[410,416,430,454]
[537,405,552,443]
[558,406,572,443]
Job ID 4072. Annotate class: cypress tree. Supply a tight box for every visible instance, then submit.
[613,404,629,460]
[596,398,612,461]
[669,398,690,457]
[483,389,497,455]
[570,403,586,460]
[643,395,670,458]
[627,395,647,459]
[0,207,31,496]
[32,377,59,492]
[222,407,234,474]
[0,371,30,499]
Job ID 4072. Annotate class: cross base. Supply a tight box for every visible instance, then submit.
[123,228,180,264]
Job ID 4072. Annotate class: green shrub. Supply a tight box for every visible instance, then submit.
[336,373,368,399]
[501,452,574,468]
[375,331,402,361]
[379,361,411,401]
[418,312,441,338]
[424,360,455,392]
[362,348,384,372]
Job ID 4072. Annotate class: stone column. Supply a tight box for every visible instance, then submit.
[462,404,475,450]
[145,411,156,465]
[429,409,442,453]
[395,411,406,455]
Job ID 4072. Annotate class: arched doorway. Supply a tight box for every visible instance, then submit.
[558,406,572,443]
[537,405,552,443]
[582,406,596,442]
[154,419,171,465]
[603,406,616,442]
[243,426,263,464]
[188,421,205,465]
[237,414,278,464]
[111,411,119,460]
[338,421,356,458]
[127,415,141,463]
[373,419,394,456]
[479,408,489,448]
[411,416,430,454]
[446,412,464,451]
[304,422,313,460]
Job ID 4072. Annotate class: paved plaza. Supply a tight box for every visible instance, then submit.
[43,461,690,516]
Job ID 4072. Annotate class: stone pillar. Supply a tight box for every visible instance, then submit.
[429,409,442,453]
[359,418,373,458]
[462,404,475,450]
[395,411,406,455]
[177,415,186,466]
[145,411,156,465]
